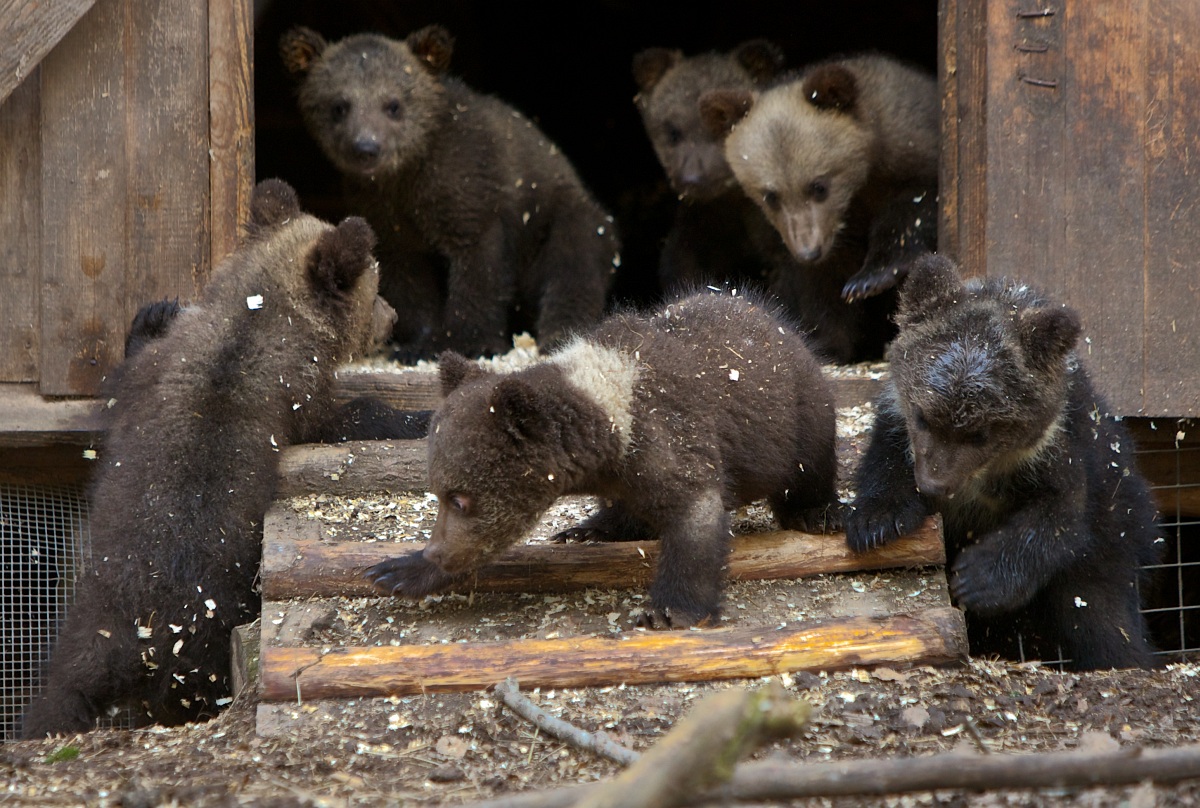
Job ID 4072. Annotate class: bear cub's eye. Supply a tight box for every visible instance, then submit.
[383,99,402,120]
[449,493,471,514]
[664,123,683,146]
[330,100,350,123]
[761,189,781,211]
[808,178,830,202]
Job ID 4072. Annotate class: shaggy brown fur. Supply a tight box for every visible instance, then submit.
[701,53,939,361]
[846,255,1163,670]
[366,290,840,628]
[633,40,786,295]
[22,180,398,737]
[281,25,620,361]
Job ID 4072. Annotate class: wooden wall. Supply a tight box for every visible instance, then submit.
[0,0,253,399]
[941,0,1200,418]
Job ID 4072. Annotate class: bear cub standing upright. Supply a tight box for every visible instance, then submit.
[845,255,1162,670]
[282,25,620,361]
[632,40,785,294]
[701,53,939,362]
[22,180,401,737]
[366,290,840,629]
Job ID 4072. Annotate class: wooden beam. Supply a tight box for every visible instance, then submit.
[0,0,96,105]
[258,606,967,701]
[275,438,428,498]
[260,507,944,600]
[208,0,254,269]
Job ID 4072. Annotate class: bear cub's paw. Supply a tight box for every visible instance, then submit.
[948,542,1038,616]
[365,552,462,598]
[845,495,929,554]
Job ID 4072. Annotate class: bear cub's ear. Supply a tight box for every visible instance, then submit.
[248,178,302,233]
[732,39,785,84]
[895,253,965,327]
[489,377,554,443]
[802,63,860,113]
[1019,305,1082,371]
[307,217,377,300]
[406,25,454,74]
[699,89,755,136]
[280,26,327,76]
[632,48,681,94]
[438,352,491,396]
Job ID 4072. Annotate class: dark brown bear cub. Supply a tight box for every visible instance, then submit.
[22,180,397,737]
[367,290,840,628]
[632,40,785,294]
[846,255,1162,670]
[281,25,620,361]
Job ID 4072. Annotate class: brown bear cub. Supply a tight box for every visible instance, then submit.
[701,53,939,363]
[281,25,620,362]
[22,180,401,737]
[366,290,840,628]
[846,255,1163,670]
[632,40,785,294]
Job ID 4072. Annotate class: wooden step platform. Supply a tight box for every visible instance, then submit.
[239,362,969,732]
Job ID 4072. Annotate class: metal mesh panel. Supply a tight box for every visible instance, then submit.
[1139,428,1200,661]
[0,483,89,742]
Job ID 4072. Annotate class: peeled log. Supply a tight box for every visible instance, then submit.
[261,508,944,600]
[258,606,966,701]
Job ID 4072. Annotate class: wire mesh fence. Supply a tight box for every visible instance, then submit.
[0,483,89,742]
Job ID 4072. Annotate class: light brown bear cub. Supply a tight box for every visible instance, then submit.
[701,53,939,361]
[366,290,840,628]
[22,180,395,737]
[632,40,786,294]
[281,25,620,361]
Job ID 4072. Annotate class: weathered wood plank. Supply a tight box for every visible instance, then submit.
[38,0,127,396]
[260,507,944,600]
[1061,0,1148,414]
[0,69,41,382]
[208,0,255,268]
[937,0,988,274]
[0,0,96,105]
[0,384,103,446]
[1142,0,1200,416]
[125,0,210,323]
[258,606,967,701]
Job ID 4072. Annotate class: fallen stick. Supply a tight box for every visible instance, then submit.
[463,742,1200,808]
[493,678,639,767]
[574,682,811,808]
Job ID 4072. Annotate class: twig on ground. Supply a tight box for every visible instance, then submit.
[492,678,639,767]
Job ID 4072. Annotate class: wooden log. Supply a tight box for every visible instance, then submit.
[260,508,944,600]
[467,742,1200,808]
[231,620,260,700]
[574,682,810,808]
[275,439,428,498]
[258,606,967,701]
[333,370,443,412]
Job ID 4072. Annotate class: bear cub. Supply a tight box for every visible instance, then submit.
[701,53,939,362]
[632,40,785,294]
[282,25,620,361]
[366,290,840,628]
[22,180,400,737]
[845,255,1162,670]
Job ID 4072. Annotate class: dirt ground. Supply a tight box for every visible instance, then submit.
[6,656,1199,806]
[8,359,1199,806]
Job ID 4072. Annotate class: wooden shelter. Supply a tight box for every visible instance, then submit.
[0,0,252,426]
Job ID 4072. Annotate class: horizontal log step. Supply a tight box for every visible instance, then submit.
[261,507,944,600]
[333,367,884,414]
[258,605,966,701]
